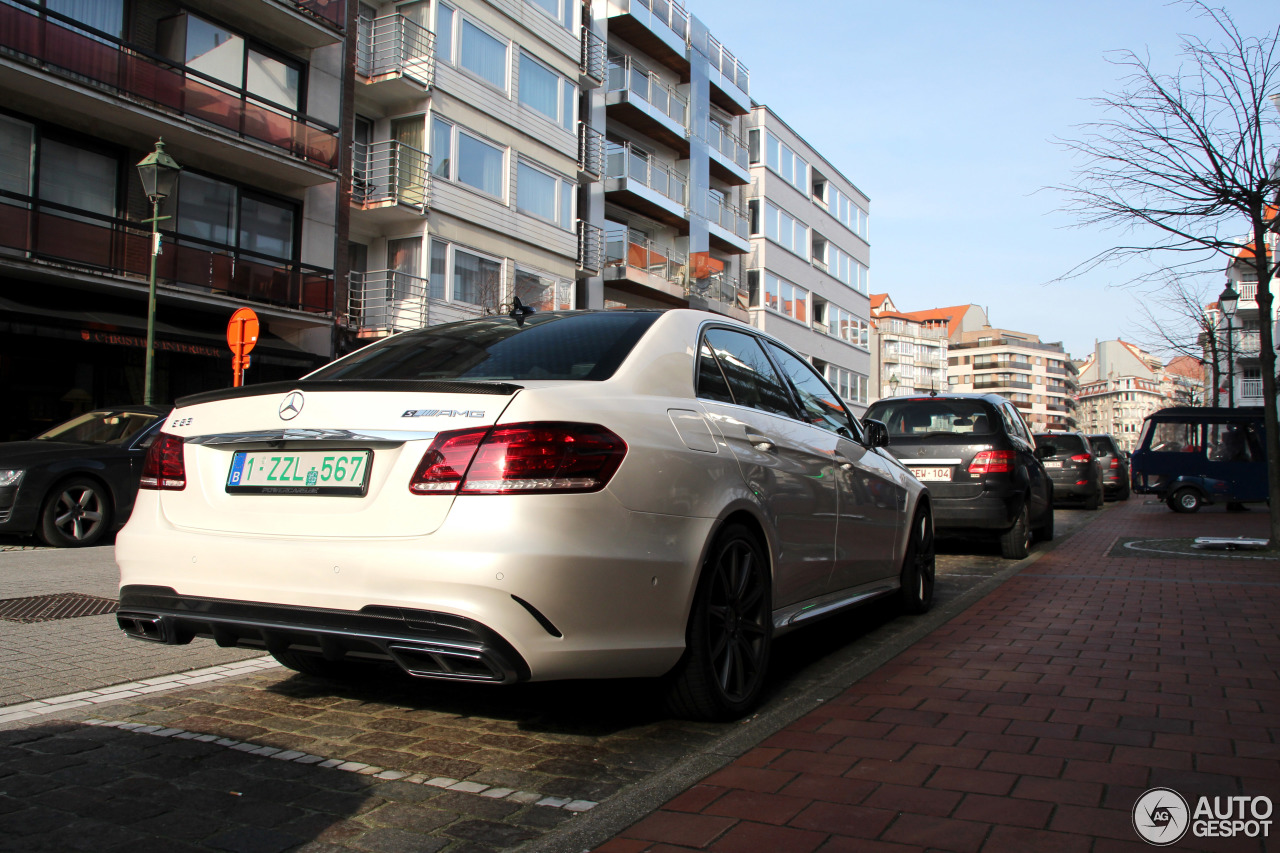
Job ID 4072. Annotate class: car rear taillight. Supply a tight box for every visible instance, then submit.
[139,432,186,490]
[1070,454,1092,463]
[968,450,1015,474]
[409,423,627,495]
[1109,457,1120,469]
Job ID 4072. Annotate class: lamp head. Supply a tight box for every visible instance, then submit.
[136,139,181,202]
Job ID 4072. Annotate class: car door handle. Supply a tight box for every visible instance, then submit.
[745,431,775,452]
[834,455,855,470]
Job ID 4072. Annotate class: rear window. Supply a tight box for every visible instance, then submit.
[1035,434,1087,457]
[865,399,998,438]
[308,311,660,382]
[1088,436,1116,456]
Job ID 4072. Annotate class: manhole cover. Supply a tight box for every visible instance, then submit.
[0,592,118,623]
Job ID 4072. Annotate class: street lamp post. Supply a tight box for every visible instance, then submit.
[1219,282,1239,409]
[135,140,182,406]
[888,373,900,397]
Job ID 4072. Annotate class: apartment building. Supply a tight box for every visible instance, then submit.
[1210,220,1279,408]
[1075,339,1179,449]
[947,327,1078,432]
[0,0,347,439]
[869,293,949,398]
[743,106,872,414]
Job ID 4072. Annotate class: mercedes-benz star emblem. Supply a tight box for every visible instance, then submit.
[278,391,305,421]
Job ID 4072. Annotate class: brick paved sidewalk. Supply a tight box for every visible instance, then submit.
[597,500,1280,853]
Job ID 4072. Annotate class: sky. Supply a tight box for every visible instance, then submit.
[692,0,1277,361]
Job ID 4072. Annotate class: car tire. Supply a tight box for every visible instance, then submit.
[1168,488,1202,514]
[1034,503,1054,543]
[1086,488,1102,511]
[998,504,1031,560]
[1118,482,1131,501]
[665,523,772,722]
[900,505,935,615]
[271,650,373,680]
[38,477,112,548]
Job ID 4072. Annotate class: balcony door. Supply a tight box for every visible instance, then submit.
[391,116,426,207]
[387,236,422,301]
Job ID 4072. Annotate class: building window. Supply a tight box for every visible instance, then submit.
[431,117,506,199]
[826,365,867,405]
[828,185,868,242]
[176,172,297,262]
[764,201,806,256]
[525,0,573,29]
[166,14,303,112]
[764,131,806,191]
[519,51,575,130]
[747,128,760,164]
[436,3,455,60]
[431,239,503,306]
[761,272,807,322]
[460,18,508,90]
[515,266,572,310]
[747,199,760,235]
[516,159,573,229]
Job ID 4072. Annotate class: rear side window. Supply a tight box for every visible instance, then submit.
[1034,434,1087,457]
[1207,422,1263,462]
[699,328,796,418]
[308,312,660,381]
[865,399,997,438]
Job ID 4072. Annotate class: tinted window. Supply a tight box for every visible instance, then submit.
[763,342,851,435]
[864,399,997,438]
[696,338,734,405]
[701,328,795,418]
[308,312,659,382]
[1034,434,1088,457]
[37,411,158,445]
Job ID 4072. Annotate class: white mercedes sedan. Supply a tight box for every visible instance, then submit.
[117,309,933,720]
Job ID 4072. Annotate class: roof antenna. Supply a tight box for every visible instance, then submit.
[509,296,535,327]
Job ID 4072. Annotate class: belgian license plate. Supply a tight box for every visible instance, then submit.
[910,466,952,482]
[226,450,371,496]
[1044,461,1063,468]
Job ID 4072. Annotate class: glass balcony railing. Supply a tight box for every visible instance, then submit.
[578,122,604,178]
[0,2,340,169]
[702,118,748,170]
[707,192,748,240]
[704,33,749,94]
[352,140,429,211]
[631,0,689,40]
[295,0,346,29]
[605,141,687,207]
[605,226,686,287]
[0,194,332,313]
[689,270,743,306]
[607,53,688,129]
[356,14,433,86]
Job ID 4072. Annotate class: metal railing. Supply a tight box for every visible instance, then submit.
[880,320,949,340]
[1241,378,1264,399]
[580,26,605,85]
[705,33,749,94]
[352,140,429,212]
[577,220,604,274]
[295,0,346,28]
[607,53,687,129]
[348,269,430,332]
[973,359,1033,371]
[605,141,687,206]
[0,0,339,169]
[701,118,748,169]
[632,0,689,40]
[578,122,604,178]
[604,226,686,287]
[706,192,748,239]
[356,14,434,86]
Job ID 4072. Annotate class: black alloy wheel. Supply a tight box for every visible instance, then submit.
[998,503,1032,560]
[901,505,936,614]
[666,524,772,721]
[38,477,111,548]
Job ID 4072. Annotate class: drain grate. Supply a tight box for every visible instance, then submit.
[0,592,119,623]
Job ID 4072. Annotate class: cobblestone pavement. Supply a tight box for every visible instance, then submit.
[597,499,1280,853]
[0,508,1102,851]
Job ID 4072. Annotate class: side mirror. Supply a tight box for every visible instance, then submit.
[862,418,891,449]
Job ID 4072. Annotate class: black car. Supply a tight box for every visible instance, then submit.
[864,393,1053,559]
[1087,433,1131,500]
[0,407,169,547]
[1033,432,1104,510]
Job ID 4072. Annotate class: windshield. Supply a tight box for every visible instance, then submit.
[308,311,661,382]
[865,399,998,438]
[36,411,159,445]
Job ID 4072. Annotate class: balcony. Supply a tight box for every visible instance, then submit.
[702,118,749,185]
[973,359,1032,372]
[0,3,340,175]
[0,195,332,314]
[701,32,750,115]
[577,122,604,182]
[604,141,688,228]
[687,270,747,319]
[577,220,604,276]
[606,0,690,73]
[293,0,346,31]
[974,380,1033,391]
[1241,377,1264,400]
[580,26,605,88]
[606,53,689,154]
[355,14,433,106]
[351,140,429,221]
[706,192,749,253]
[347,270,483,335]
[194,0,345,46]
[604,226,688,303]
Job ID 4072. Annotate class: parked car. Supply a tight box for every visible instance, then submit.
[1130,406,1267,512]
[1087,433,1130,500]
[1033,432,1104,510]
[115,310,932,721]
[0,407,170,547]
[862,393,1052,559]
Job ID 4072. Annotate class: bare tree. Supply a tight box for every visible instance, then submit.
[1129,273,1221,405]
[1054,2,1280,540]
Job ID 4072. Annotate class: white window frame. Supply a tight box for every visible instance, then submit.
[431,116,508,201]
[518,50,576,131]
[524,0,574,30]
[516,158,574,230]
[514,264,574,310]
[452,14,509,92]
[431,238,505,307]
[764,201,806,257]
[762,271,808,323]
[765,131,807,191]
